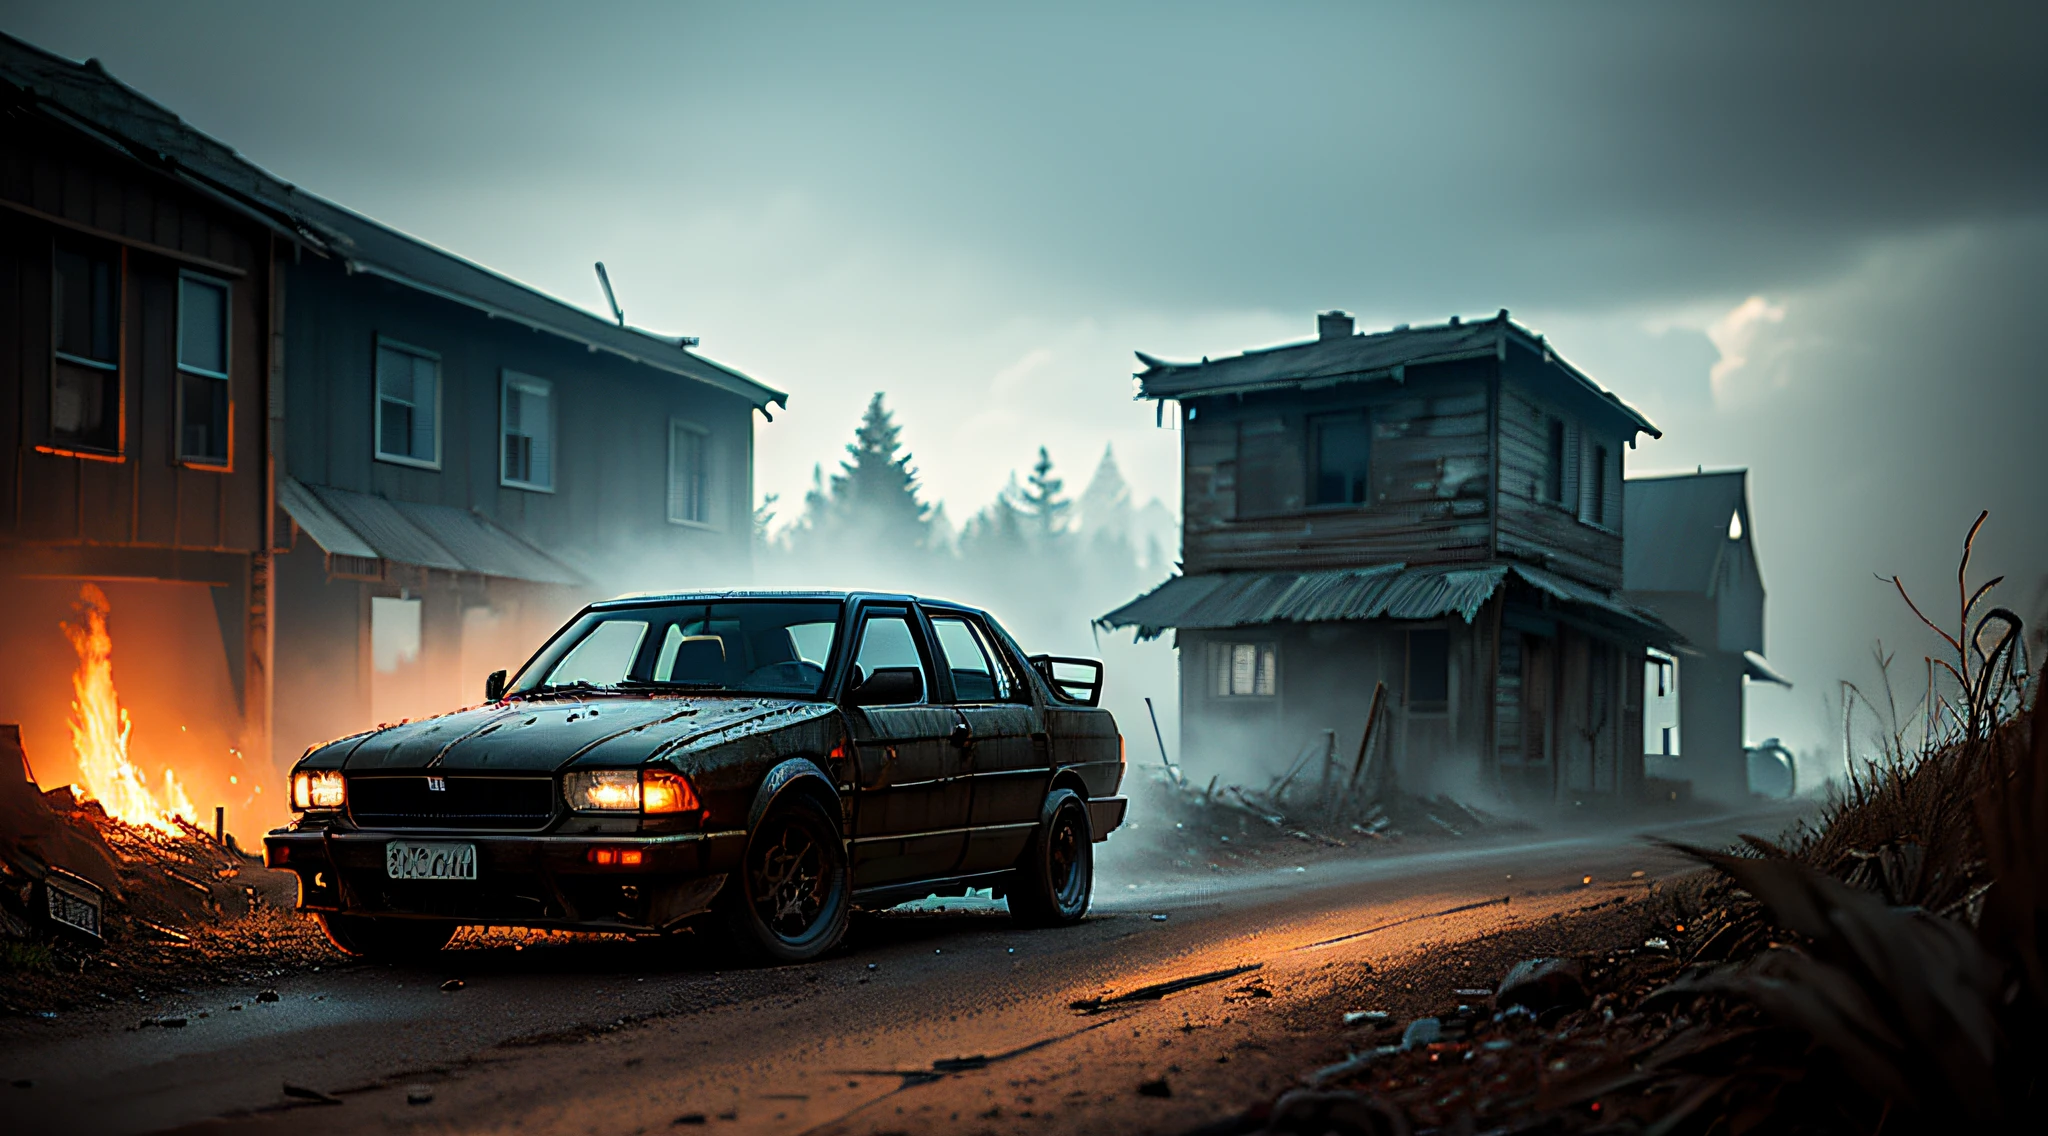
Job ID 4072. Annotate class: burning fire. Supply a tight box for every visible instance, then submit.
[62,584,198,835]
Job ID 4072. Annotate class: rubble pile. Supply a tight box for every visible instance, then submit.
[1194,687,2045,1134]
[1126,752,1522,872]
[2,732,330,1016]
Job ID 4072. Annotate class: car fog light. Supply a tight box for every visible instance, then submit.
[588,847,644,867]
[291,770,345,810]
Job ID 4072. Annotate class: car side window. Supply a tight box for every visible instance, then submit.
[850,613,929,703]
[929,615,1012,702]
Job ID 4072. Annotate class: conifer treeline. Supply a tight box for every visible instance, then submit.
[757,393,1175,644]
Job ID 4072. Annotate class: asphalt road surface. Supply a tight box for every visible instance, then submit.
[2,807,1803,1136]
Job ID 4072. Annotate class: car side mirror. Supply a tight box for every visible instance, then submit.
[848,666,922,707]
[485,670,507,702]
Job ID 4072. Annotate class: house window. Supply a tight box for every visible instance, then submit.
[1543,418,1566,504]
[1588,445,1609,526]
[177,273,230,465]
[1208,641,1276,698]
[1311,412,1371,506]
[51,243,122,453]
[1407,628,1449,711]
[667,420,709,525]
[375,339,440,468]
[501,371,553,490]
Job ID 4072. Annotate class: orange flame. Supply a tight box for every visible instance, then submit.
[62,584,197,835]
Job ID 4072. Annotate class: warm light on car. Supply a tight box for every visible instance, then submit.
[566,770,640,811]
[642,770,699,814]
[565,769,700,814]
[291,770,345,810]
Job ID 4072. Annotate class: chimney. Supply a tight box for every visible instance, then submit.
[1317,310,1354,340]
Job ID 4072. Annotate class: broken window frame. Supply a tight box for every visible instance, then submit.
[175,269,232,469]
[49,239,124,457]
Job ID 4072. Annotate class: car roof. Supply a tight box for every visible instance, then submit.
[588,589,985,614]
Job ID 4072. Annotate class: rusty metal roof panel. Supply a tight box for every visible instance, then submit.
[303,485,465,573]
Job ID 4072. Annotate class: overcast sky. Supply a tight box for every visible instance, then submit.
[8,1,2042,762]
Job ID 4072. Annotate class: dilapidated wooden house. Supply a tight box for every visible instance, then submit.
[1100,311,1679,808]
[1623,469,1787,801]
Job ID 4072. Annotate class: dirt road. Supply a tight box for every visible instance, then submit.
[0,808,1800,1135]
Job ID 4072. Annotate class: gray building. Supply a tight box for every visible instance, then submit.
[1101,312,1680,809]
[0,34,785,788]
[1623,470,1787,801]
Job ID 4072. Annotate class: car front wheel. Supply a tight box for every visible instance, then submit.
[714,792,850,964]
[317,913,458,960]
[1007,788,1093,926]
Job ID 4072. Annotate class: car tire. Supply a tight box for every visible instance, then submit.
[713,792,851,964]
[1007,788,1093,927]
[317,913,458,960]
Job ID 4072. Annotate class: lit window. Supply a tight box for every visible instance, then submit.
[52,244,122,453]
[375,340,440,467]
[668,420,708,525]
[1209,641,1276,698]
[177,273,230,465]
[501,372,553,490]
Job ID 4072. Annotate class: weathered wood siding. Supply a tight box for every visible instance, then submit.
[283,255,755,568]
[1180,359,1494,574]
[0,118,270,558]
[1493,348,1628,590]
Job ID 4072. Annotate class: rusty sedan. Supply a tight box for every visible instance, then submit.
[264,592,1126,963]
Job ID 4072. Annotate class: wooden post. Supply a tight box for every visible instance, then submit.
[1343,681,1389,815]
[1144,697,1178,784]
[214,805,225,844]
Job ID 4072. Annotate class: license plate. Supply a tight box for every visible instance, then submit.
[385,841,477,881]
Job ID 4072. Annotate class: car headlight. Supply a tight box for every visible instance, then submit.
[565,769,700,814]
[291,770,346,810]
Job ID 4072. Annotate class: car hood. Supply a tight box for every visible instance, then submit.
[328,696,828,773]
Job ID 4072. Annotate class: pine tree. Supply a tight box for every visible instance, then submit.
[1077,443,1133,535]
[1018,446,1070,544]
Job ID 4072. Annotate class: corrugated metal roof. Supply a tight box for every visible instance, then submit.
[1097,560,1678,646]
[1623,471,1748,594]
[0,32,785,411]
[276,477,377,560]
[1134,313,1658,439]
[279,479,584,585]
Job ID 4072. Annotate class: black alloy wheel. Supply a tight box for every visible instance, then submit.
[317,913,458,960]
[1008,788,1093,926]
[716,792,850,963]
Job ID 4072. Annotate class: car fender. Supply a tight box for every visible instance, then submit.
[747,756,840,833]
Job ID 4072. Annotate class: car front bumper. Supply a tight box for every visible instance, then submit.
[264,827,749,933]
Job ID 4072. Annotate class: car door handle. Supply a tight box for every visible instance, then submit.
[949,722,972,748]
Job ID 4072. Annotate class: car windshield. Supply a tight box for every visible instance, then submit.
[510,600,843,699]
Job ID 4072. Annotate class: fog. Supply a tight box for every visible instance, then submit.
[6,1,2043,781]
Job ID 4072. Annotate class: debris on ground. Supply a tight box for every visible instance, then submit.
[1,736,336,1016]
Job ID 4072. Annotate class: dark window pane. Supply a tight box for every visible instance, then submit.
[55,246,119,364]
[1591,446,1608,524]
[381,400,414,457]
[1313,413,1371,505]
[52,359,119,451]
[178,277,227,375]
[1408,629,1449,706]
[179,372,229,463]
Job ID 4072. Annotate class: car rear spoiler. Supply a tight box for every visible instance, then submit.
[1029,655,1104,707]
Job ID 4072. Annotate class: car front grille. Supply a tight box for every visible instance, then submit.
[347,775,557,831]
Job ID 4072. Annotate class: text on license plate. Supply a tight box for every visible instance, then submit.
[385,841,477,881]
